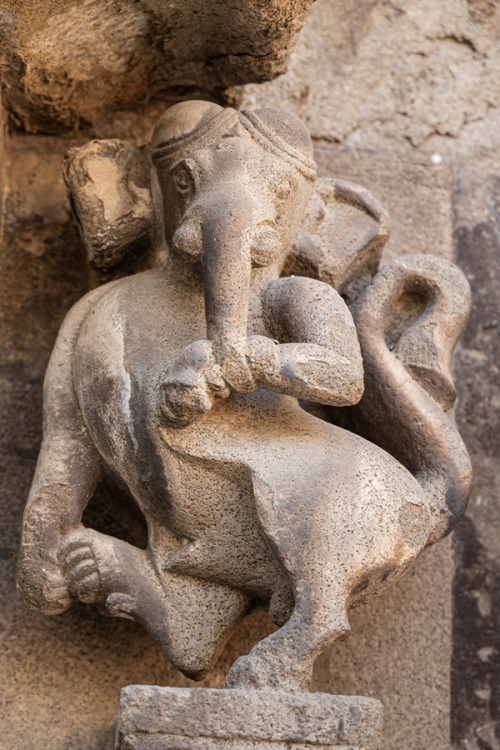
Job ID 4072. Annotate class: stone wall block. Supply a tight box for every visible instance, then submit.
[115,687,384,750]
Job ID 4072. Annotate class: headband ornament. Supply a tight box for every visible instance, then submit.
[152,108,316,181]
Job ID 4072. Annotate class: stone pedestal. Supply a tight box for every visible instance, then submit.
[114,686,383,750]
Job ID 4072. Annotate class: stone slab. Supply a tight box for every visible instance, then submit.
[115,687,383,750]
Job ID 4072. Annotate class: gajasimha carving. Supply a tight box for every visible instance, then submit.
[18,102,472,748]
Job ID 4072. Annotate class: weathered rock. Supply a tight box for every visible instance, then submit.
[0,0,313,134]
[307,147,458,748]
[62,139,153,274]
[241,0,500,156]
[115,687,384,750]
[240,9,500,739]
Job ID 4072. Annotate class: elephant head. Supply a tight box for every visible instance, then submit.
[149,101,317,385]
[63,101,390,417]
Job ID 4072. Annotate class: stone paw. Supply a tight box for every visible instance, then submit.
[58,529,103,604]
[57,527,121,606]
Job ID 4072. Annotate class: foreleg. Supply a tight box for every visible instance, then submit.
[250,276,364,406]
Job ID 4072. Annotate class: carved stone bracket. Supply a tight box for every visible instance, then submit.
[17,101,472,741]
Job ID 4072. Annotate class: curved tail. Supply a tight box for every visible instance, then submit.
[345,254,472,545]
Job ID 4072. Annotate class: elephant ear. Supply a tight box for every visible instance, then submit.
[62,139,153,275]
[285,178,391,302]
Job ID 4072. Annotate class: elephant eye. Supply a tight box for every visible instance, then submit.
[172,162,196,195]
[274,175,295,200]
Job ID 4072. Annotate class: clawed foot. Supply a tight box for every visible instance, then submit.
[57,528,152,619]
[161,336,280,427]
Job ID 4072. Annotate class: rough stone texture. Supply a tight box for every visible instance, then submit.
[241,0,500,155]
[115,687,383,749]
[1,0,499,748]
[0,111,277,750]
[1,108,466,750]
[62,139,153,274]
[17,101,470,704]
[0,0,313,134]
[240,2,500,747]
[322,542,455,750]
[313,149,454,265]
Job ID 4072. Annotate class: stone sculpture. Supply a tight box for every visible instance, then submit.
[17,101,472,746]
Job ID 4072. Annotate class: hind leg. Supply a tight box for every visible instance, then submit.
[226,472,353,692]
[226,585,350,692]
[18,291,109,615]
[58,527,251,679]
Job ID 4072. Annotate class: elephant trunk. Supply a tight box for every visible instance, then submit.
[196,189,280,390]
[201,198,252,373]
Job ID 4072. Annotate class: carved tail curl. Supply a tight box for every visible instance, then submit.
[350,254,472,545]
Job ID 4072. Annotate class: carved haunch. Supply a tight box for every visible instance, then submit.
[18,101,472,696]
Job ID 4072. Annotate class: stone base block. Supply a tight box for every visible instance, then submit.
[114,686,383,750]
